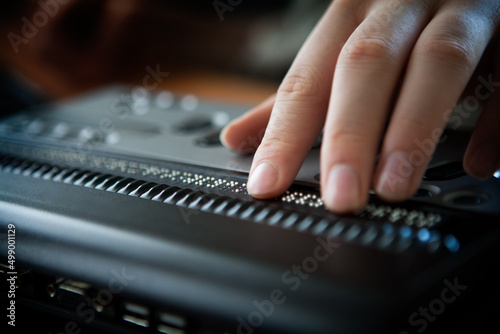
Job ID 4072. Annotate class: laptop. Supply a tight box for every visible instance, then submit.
[1,85,499,334]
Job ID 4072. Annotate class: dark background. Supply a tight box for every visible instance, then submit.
[0,0,330,117]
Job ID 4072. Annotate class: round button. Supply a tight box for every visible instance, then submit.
[195,131,222,147]
[105,132,121,145]
[26,119,45,135]
[78,127,103,144]
[414,188,433,198]
[51,122,70,138]
[212,111,230,127]
[413,185,440,198]
[452,195,484,206]
[156,91,175,109]
[444,190,490,206]
[180,94,199,111]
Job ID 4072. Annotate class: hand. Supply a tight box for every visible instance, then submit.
[221,0,500,213]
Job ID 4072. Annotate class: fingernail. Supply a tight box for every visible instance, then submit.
[219,119,238,145]
[376,151,414,200]
[324,164,360,212]
[466,142,498,180]
[219,125,230,147]
[247,162,278,196]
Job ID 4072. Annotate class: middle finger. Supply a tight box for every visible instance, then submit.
[321,0,433,212]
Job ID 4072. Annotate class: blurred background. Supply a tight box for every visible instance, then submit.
[0,0,330,118]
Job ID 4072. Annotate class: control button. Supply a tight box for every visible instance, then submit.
[131,87,150,115]
[424,161,466,181]
[444,190,490,206]
[195,130,222,147]
[212,111,230,127]
[452,194,486,206]
[414,188,433,198]
[174,117,212,134]
[26,119,45,135]
[417,228,431,242]
[50,122,70,138]
[180,94,198,112]
[413,185,440,198]
[78,127,103,144]
[105,132,121,145]
[444,234,460,253]
[132,103,149,116]
[155,91,175,109]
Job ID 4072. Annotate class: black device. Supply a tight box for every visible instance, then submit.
[1,86,499,334]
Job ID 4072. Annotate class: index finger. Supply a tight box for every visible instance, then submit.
[246,1,358,199]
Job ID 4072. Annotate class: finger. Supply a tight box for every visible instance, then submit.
[321,1,432,213]
[247,1,359,199]
[220,94,275,153]
[374,2,498,201]
[464,70,500,179]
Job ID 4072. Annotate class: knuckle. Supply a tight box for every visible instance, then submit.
[400,115,434,134]
[324,128,371,148]
[340,34,397,64]
[260,135,287,149]
[278,67,324,99]
[261,126,298,147]
[417,17,476,70]
[419,38,474,70]
[258,133,297,154]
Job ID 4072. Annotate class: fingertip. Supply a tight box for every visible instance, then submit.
[246,161,281,199]
[219,118,261,153]
[463,142,499,180]
[219,119,239,151]
[374,151,418,203]
[220,96,275,153]
[322,164,367,214]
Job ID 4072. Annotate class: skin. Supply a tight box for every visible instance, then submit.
[221,0,500,214]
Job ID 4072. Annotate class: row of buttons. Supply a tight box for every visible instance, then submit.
[129,88,200,115]
[0,117,120,145]
[0,113,229,149]
[0,87,233,148]
[125,89,230,147]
